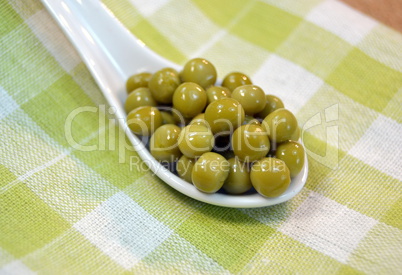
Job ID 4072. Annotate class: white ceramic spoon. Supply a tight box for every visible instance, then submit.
[41,0,308,208]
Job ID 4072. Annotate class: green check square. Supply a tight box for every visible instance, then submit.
[192,0,246,27]
[326,48,402,112]
[0,164,17,189]
[124,173,201,229]
[262,0,322,17]
[301,132,346,191]
[358,24,402,74]
[0,182,70,258]
[230,1,301,52]
[176,205,275,273]
[297,84,379,152]
[23,153,120,224]
[21,74,98,148]
[23,228,125,274]
[381,196,402,230]
[72,124,147,190]
[245,232,351,274]
[348,223,402,274]
[277,21,352,79]
[7,0,43,20]
[0,2,24,37]
[102,0,143,30]
[382,88,402,123]
[141,233,228,273]
[202,33,270,77]
[0,25,65,103]
[323,155,401,220]
[131,19,186,64]
[103,0,186,64]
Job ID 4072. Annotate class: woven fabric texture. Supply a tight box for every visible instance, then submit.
[1,0,402,274]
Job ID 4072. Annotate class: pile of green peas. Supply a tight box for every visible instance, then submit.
[125,58,305,198]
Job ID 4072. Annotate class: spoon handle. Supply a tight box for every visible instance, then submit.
[41,0,175,102]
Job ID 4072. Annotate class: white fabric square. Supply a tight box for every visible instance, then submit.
[204,33,270,78]
[0,87,18,120]
[0,260,35,275]
[74,192,172,269]
[129,0,170,17]
[279,192,377,263]
[26,10,81,72]
[349,115,402,181]
[148,1,220,57]
[306,0,377,45]
[252,54,323,113]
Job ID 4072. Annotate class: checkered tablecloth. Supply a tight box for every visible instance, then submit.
[1,0,401,274]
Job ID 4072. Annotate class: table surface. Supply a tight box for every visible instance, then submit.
[341,0,402,33]
[1,0,401,274]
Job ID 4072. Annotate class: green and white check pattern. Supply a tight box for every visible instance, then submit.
[1,0,402,273]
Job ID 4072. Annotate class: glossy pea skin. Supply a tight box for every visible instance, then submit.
[204,98,245,134]
[206,86,231,104]
[290,126,301,141]
[127,106,162,136]
[232,85,266,115]
[148,68,181,104]
[126,72,152,93]
[262,108,298,143]
[243,115,260,125]
[150,124,182,162]
[180,58,217,89]
[275,141,305,177]
[250,157,291,198]
[124,87,157,113]
[192,152,230,193]
[176,155,196,183]
[223,157,252,194]
[172,109,187,126]
[173,82,207,119]
[178,124,214,158]
[160,111,176,125]
[231,124,270,163]
[256,94,285,119]
[189,113,208,127]
[222,72,252,91]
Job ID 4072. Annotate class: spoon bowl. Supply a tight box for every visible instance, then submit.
[41,0,308,208]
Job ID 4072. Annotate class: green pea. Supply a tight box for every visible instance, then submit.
[176,155,196,183]
[256,94,284,119]
[180,58,217,89]
[232,85,266,115]
[127,106,162,136]
[222,72,252,91]
[178,124,214,158]
[290,126,301,141]
[126,72,152,93]
[275,140,305,177]
[173,82,207,119]
[231,124,270,163]
[192,152,230,193]
[204,98,245,134]
[125,87,157,113]
[243,115,260,125]
[250,157,291,197]
[206,86,231,104]
[160,111,176,125]
[150,124,182,162]
[149,68,180,104]
[223,157,252,194]
[262,108,298,143]
[189,113,208,127]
